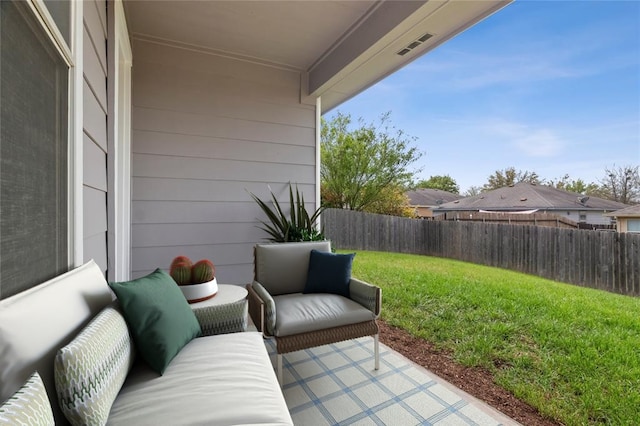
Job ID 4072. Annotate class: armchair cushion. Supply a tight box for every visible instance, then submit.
[274,293,375,337]
[254,241,331,295]
[303,250,355,297]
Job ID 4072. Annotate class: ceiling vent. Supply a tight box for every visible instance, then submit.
[396,32,434,56]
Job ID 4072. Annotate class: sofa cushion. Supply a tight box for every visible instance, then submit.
[54,304,135,426]
[303,250,354,297]
[108,332,293,425]
[0,260,113,424]
[274,293,376,337]
[254,241,331,295]
[108,269,202,375]
[0,371,54,426]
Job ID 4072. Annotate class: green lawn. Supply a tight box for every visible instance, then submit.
[347,250,640,425]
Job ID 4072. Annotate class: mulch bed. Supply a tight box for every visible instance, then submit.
[378,320,560,426]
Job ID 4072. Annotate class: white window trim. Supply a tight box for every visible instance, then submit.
[24,0,82,268]
[107,0,133,281]
[70,0,83,267]
[315,97,322,209]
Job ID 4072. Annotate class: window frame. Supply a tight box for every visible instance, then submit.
[627,219,640,233]
[23,0,82,268]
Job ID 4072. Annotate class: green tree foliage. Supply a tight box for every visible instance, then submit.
[414,175,460,194]
[597,165,640,204]
[366,185,416,218]
[547,174,599,195]
[464,185,483,197]
[483,167,540,191]
[321,112,422,214]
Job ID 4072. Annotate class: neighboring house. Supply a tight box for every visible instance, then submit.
[604,205,640,233]
[406,189,463,218]
[434,182,628,226]
[0,0,513,299]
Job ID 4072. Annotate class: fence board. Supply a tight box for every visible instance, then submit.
[323,208,640,297]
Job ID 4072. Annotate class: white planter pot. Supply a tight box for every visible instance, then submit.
[180,277,218,303]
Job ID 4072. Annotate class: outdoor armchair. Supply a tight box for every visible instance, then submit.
[247,241,381,384]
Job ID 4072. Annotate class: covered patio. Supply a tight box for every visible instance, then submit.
[122,0,513,284]
[122,3,519,422]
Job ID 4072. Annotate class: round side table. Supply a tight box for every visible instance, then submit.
[190,284,247,308]
[190,284,248,334]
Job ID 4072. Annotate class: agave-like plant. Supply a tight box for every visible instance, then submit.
[249,184,325,242]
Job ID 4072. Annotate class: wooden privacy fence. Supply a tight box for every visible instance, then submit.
[322,208,640,297]
[435,211,579,229]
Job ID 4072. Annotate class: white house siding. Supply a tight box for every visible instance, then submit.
[562,211,614,226]
[83,0,108,272]
[131,40,317,283]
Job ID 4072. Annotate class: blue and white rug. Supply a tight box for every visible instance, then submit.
[265,337,519,426]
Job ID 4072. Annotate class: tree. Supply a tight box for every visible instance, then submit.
[414,175,460,194]
[483,167,540,191]
[366,185,416,218]
[321,111,422,213]
[597,165,640,204]
[546,175,599,195]
[464,186,483,197]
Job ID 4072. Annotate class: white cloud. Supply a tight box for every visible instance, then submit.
[513,129,565,157]
[482,120,566,157]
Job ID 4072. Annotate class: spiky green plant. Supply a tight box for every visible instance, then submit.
[249,184,325,242]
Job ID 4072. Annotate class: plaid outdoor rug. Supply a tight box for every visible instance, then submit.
[265,337,518,426]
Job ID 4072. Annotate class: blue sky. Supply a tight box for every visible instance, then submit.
[325,0,640,194]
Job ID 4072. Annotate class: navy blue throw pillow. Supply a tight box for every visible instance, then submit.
[303,250,355,297]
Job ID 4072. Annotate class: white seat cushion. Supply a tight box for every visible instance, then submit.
[107,332,292,426]
[274,293,375,337]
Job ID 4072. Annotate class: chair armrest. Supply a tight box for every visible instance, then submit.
[192,299,247,336]
[349,278,381,318]
[248,281,276,336]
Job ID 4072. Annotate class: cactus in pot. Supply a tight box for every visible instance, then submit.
[192,259,215,284]
[169,255,218,303]
[170,256,193,285]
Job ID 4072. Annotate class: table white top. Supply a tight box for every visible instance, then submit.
[189,284,248,308]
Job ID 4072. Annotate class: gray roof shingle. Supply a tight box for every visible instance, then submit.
[406,188,463,206]
[604,204,640,217]
[436,182,628,211]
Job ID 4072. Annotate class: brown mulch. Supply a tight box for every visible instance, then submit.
[378,320,560,426]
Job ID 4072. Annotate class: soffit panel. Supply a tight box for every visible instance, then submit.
[124,0,512,113]
[124,0,376,70]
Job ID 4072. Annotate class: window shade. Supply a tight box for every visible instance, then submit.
[0,1,69,299]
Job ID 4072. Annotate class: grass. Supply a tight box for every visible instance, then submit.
[346,250,640,425]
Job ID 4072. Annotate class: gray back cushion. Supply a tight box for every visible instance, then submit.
[254,241,331,295]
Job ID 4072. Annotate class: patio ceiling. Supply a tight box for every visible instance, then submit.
[124,0,512,113]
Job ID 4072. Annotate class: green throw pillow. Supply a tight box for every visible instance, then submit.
[303,250,355,298]
[109,269,202,375]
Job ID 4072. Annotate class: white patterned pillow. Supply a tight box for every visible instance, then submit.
[54,305,135,425]
[0,371,54,426]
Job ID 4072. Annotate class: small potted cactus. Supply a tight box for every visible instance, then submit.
[169,256,218,303]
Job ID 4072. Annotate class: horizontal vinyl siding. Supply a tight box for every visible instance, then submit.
[131,40,317,283]
[82,0,108,273]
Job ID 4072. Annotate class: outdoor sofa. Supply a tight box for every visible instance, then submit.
[0,260,293,425]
